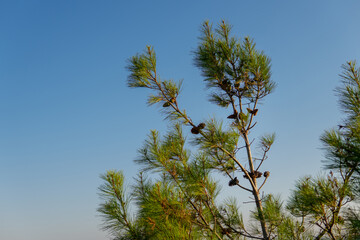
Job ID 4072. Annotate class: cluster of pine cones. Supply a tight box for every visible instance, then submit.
[228,171,270,186]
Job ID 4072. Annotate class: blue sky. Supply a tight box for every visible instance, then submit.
[1,1,360,239]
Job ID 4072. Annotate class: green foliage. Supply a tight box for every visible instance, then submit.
[98,171,150,240]
[251,194,310,240]
[191,119,241,172]
[259,133,275,152]
[337,61,360,121]
[286,61,360,239]
[321,61,360,174]
[127,46,156,89]
[98,171,130,233]
[135,124,189,174]
[319,61,360,238]
[288,174,352,217]
[346,207,360,239]
[321,126,360,173]
[133,175,194,239]
[131,124,227,239]
[287,173,356,239]
[194,21,275,107]
[101,18,360,239]
[99,20,282,240]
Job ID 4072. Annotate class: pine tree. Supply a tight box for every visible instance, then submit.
[98,20,282,240]
[287,61,360,239]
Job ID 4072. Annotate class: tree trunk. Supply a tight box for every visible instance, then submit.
[244,134,269,240]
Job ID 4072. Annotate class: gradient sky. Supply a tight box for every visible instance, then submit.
[1,1,360,240]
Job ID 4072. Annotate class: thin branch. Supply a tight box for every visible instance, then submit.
[256,148,269,172]
[258,176,269,191]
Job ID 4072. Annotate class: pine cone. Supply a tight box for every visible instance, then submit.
[247,108,258,116]
[191,127,200,134]
[244,171,262,179]
[197,123,206,129]
[163,102,171,107]
[227,113,238,119]
[221,228,232,234]
[255,171,262,178]
[228,177,239,186]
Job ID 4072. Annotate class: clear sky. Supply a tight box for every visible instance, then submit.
[1,1,360,239]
